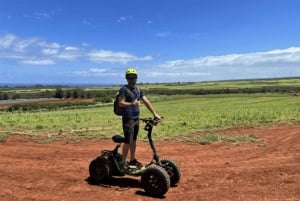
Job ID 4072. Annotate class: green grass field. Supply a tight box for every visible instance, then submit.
[1,93,299,143]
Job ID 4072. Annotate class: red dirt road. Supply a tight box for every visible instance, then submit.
[0,123,299,201]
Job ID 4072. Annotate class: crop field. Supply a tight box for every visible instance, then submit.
[0,93,299,142]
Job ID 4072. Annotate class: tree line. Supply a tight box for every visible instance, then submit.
[1,85,299,102]
[0,88,114,103]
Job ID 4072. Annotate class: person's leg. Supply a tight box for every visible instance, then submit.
[122,144,130,165]
[129,120,142,167]
[130,140,137,161]
[130,120,139,161]
[129,140,142,167]
[122,120,134,165]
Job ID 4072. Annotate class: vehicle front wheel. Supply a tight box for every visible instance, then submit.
[141,165,170,197]
[160,159,181,186]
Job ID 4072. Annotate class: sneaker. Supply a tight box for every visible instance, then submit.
[129,159,143,168]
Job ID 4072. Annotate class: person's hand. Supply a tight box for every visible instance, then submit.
[132,100,141,107]
[154,114,161,120]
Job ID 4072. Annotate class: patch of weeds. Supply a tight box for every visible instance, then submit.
[198,133,221,145]
[198,133,260,145]
[35,125,45,130]
[34,138,53,144]
[0,134,7,142]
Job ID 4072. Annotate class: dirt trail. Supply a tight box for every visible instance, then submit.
[0,123,299,201]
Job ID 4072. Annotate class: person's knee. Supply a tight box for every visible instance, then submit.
[124,138,130,144]
[129,137,134,145]
[124,134,133,144]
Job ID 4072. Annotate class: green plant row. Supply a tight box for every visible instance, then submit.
[3,100,97,112]
[0,93,300,143]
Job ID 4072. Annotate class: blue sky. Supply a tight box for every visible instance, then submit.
[1,0,300,85]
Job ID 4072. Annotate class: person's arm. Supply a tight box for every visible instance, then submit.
[141,95,161,119]
[118,90,141,108]
[118,96,136,108]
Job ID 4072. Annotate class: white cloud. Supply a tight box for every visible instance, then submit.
[73,68,119,77]
[155,32,170,38]
[0,34,16,48]
[38,41,60,49]
[148,71,210,77]
[82,42,89,47]
[117,16,133,23]
[87,50,152,63]
[65,46,79,51]
[0,33,152,66]
[23,9,60,21]
[42,48,59,55]
[141,47,300,82]
[82,20,91,25]
[55,52,80,61]
[158,47,300,70]
[33,12,51,20]
[21,59,55,65]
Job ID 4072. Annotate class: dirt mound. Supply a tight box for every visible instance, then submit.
[0,123,299,201]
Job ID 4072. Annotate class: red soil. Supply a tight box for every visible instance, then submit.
[0,123,299,201]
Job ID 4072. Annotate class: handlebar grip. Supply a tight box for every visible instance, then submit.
[140,117,164,124]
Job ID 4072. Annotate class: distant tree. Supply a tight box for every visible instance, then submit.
[12,94,20,100]
[2,93,9,100]
[86,92,92,98]
[72,89,80,98]
[44,90,52,98]
[65,90,72,98]
[54,88,64,99]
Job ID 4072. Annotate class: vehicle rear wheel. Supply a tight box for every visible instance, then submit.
[89,157,112,183]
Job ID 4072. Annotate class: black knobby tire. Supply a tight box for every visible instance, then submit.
[89,157,112,183]
[141,165,170,197]
[160,159,181,187]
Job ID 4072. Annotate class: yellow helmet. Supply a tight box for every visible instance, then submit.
[125,68,138,78]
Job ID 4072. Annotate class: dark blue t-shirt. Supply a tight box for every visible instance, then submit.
[119,85,144,120]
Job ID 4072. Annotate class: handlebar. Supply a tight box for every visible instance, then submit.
[140,117,163,126]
